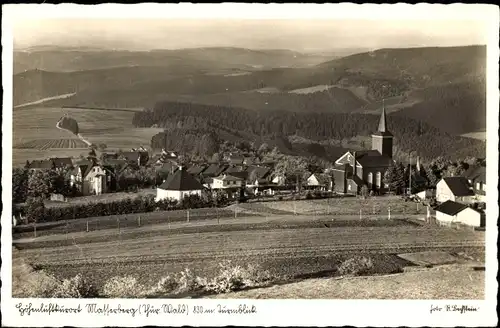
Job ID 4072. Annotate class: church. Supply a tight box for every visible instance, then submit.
[332,105,395,195]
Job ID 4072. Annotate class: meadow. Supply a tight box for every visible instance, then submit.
[13,106,162,166]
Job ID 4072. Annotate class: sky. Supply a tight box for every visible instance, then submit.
[12,18,490,52]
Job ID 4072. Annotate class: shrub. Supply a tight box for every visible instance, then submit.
[53,274,98,298]
[305,192,314,199]
[337,256,374,276]
[102,276,148,298]
[204,260,272,294]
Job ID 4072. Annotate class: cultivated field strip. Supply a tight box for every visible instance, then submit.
[32,241,484,266]
[20,227,484,266]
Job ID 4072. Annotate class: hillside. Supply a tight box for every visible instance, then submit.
[13,47,335,74]
[14,45,487,135]
[133,101,485,161]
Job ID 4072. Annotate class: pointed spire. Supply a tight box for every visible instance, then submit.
[378,99,388,133]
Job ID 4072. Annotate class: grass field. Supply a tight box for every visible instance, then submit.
[13,106,162,166]
[237,196,428,216]
[13,209,485,295]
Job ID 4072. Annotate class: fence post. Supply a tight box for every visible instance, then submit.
[34,223,37,238]
[86,220,89,233]
[359,209,362,220]
[388,207,391,220]
[138,216,141,227]
[234,207,237,219]
[66,222,69,240]
[117,218,120,234]
[187,210,190,222]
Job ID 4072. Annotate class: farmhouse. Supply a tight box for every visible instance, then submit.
[434,200,485,228]
[70,161,108,196]
[332,105,394,195]
[464,165,486,202]
[155,167,203,202]
[436,177,475,204]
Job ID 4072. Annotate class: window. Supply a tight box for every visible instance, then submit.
[376,172,382,187]
[482,183,486,191]
[367,173,373,184]
[348,184,351,191]
[476,182,480,190]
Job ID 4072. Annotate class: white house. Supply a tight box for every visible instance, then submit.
[70,162,107,196]
[155,168,203,202]
[435,200,485,228]
[415,189,435,201]
[306,173,333,191]
[436,177,475,204]
[212,174,244,189]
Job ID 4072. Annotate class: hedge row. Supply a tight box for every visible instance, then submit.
[17,194,229,224]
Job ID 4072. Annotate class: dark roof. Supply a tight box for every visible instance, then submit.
[225,165,245,174]
[435,200,469,216]
[202,164,228,177]
[355,150,393,168]
[103,158,128,167]
[158,169,203,191]
[442,177,474,196]
[155,162,178,174]
[27,159,54,169]
[229,171,249,180]
[464,165,486,183]
[247,165,271,180]
[187,165,207,175]
[50,157,73,168]
[121,151,149,164]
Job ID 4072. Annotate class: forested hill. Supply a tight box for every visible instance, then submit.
[132,101,485,161]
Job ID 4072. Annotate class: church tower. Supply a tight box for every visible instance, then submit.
[371,100,394,159]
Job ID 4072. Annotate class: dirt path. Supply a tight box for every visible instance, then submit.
[14,93,76,109]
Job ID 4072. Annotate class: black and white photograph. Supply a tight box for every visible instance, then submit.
[1,3,498,327]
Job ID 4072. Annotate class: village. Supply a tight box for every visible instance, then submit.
[15,106,487,230]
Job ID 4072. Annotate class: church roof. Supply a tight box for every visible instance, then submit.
[354,150,393,168]
[158,168,203,191]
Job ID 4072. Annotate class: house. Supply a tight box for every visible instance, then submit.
[464,165,486,202]
[306,173,333,191]
[70,161,107,195]
[211,173,244,199]
[120,151,149,166]
[160,149,179,160]
[436,177,475,204]
[227,154,244,165]
[155,167,203,202]
[435,200,485,228]
[332,105,394,194]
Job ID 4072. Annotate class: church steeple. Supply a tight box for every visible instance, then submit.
[371,99,394,159]
[378,99,388,133]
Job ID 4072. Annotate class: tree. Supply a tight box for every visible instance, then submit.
[384,163,406,194]
[248,170,258,185]
[27,170,50,198]
[13,168,29,203]
[25,197,46,223]
[360,185,369,198]
[97,143,108,152]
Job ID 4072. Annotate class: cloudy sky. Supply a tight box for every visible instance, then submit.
[12,16,490,52]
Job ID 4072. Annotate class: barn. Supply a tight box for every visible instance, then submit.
[435,200,485,228]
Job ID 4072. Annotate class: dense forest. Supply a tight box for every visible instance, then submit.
[132,101,485,161]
